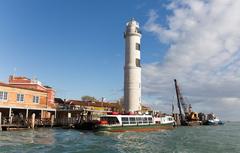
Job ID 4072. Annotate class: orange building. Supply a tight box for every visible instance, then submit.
[0,76,56,123]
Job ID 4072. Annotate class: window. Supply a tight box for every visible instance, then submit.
[137,117,143,124]
[129,117,136,124]
[33,96,40,103]
[100,117,119,125]
[122,117,129,125]
[136,58,141,67]
[143,117,148,123]
[136,43,140,50]
[148,117,153,123]
[0,91,8,101]
[17,94,24,102]
[136,27,141,34]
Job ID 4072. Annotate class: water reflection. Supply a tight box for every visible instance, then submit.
[0,128,55,145]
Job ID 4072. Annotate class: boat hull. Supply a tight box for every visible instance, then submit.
[96,124,173,132]
[203,120,224,125]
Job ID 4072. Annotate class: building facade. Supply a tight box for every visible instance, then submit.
[0,76,56,124]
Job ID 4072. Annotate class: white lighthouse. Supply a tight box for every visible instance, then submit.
[124,18,142,113]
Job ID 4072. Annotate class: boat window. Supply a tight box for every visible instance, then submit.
[137,117,143,124]
[148,117,153,123]
[143,117,148,123]
[129,117,136,124]
[122,117,129,125]
[122,117,128,121]
[100,117,120,125]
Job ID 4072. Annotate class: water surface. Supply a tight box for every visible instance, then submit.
[0,122,240,153]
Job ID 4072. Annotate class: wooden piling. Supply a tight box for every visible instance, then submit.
[173,113,181,126]
[51,115,55,128]
[31,113,35,129]
[0,112,2,131]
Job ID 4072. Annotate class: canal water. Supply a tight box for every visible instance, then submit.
[0,122,240,153]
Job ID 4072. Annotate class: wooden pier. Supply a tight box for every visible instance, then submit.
[54,108,111,129]
[0,107,110,131]
[1,124,28,131]
[0,111,55,131]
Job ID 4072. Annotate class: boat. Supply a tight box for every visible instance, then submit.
[203,113,224,125]
[173,80,224,126]
[204,119,224,125]
[95,113,175,132]
[154,115,175,125]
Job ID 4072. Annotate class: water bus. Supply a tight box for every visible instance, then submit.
[96,113,175,132]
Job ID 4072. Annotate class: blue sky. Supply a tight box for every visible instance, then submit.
[0,0,168,100]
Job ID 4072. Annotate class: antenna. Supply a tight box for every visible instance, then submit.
[13,67,17,76]
[33,75,37,81]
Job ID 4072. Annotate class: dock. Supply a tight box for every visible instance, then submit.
[0,112,55,131]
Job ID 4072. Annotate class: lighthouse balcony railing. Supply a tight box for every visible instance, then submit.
[125,29,141,34]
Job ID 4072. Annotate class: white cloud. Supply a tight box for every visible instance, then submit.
[143,0,240,121]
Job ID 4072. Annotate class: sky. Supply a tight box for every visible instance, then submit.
[1,0,240,121]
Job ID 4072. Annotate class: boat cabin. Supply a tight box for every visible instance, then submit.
[99,115,154,126]
[153,115,175,125]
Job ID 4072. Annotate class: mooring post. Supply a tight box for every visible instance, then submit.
[0,112,2,131]
[9,108,13,124]
[51,114,55,128]
[26,108,29,119]
[31,113,35,129]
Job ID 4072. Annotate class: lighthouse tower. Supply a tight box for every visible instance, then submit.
[124,18,142,113]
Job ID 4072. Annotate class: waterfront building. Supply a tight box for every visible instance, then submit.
[0,76,56,124]
[55,99,122,111]
[54,99,123,125]
[66,100,122,112]
[55,99,152,117]
[124,18,142,113]
[55,99,122,117]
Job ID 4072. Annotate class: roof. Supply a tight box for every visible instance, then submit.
[64,100,120,108]
[0,82,47,93]
[44,85,53,89]
[54,98,65,104]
